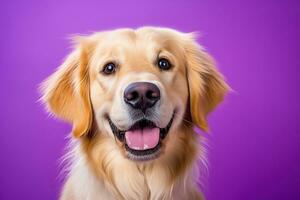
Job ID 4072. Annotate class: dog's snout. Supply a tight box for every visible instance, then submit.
[124,82,160,111]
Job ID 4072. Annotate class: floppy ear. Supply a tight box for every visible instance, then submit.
[185,34,229,132]
[41,39,93,138]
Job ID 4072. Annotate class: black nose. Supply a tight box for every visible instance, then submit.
[124,82,160,112]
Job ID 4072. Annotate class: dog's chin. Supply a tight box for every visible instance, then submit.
[108,112,175,162]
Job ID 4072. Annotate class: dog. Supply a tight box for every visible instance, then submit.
[41,27,228,200]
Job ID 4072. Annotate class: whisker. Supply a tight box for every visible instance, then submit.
[182,118,196,127]
[173,112,196,127]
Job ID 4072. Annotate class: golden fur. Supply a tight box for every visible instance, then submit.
[41,27,228,200]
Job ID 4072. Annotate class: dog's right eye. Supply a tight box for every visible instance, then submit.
[102,63,116,75]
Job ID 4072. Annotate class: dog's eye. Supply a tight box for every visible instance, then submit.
[102,63,116,75]
[157,58,171,70]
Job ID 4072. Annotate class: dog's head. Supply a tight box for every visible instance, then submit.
[41,27,228,162]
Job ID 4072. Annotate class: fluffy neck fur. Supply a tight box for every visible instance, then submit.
[61,125,205,200]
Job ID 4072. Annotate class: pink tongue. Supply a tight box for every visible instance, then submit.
[125,128,160,150]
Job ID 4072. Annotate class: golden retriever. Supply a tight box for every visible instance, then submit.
[41,27,228,200]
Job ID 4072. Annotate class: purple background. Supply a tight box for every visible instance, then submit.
[1,0,299,199]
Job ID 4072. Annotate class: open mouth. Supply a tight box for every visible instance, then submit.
[108,112,174,161]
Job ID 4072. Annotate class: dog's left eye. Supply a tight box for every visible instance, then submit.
[102,63,116,75]
[157,58,172,70]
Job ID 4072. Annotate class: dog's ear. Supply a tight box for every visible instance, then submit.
[41,38,93,138]
[184,34,229,132]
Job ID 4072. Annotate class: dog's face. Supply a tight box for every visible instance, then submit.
[89,28,189,161]
[42,27,228,163]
